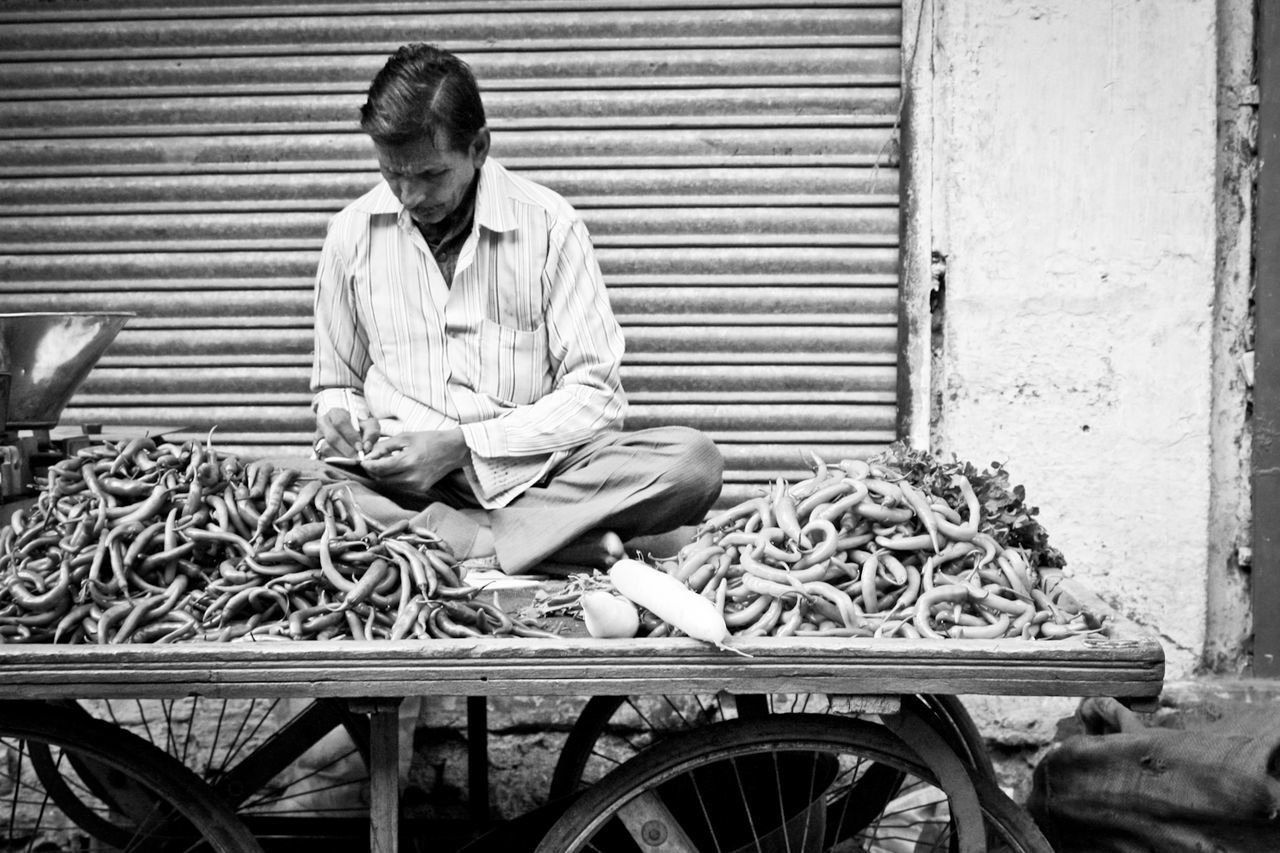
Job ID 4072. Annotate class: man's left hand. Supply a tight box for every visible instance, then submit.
[361,429,469,494]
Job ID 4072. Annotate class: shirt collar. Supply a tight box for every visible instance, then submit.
[358,160,518,234]
[473,160,517,233]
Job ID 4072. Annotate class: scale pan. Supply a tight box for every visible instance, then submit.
[0,312,134,430]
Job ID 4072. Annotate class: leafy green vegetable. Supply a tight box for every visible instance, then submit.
[869,441,1066,569]
[518,569,614,622]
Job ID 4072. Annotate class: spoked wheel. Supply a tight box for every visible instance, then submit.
[535,714,1051,853]
[0,699,263,852]
[66,697,372,844]
[550,692,994,798]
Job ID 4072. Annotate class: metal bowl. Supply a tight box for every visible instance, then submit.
[0,312,134,430]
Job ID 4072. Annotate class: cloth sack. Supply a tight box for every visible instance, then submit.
[1027,696,1280,852]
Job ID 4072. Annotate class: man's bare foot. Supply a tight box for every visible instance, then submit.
[547,530,626,570]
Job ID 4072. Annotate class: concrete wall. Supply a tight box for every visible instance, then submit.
[917,0,1237,680]
[892,0,1261,798]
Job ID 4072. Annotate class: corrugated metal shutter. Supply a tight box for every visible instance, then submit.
[0,0,902,508]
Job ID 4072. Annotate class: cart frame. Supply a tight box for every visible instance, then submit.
[0,577,1163,853]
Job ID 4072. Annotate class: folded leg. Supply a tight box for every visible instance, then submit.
[488,426,724,574]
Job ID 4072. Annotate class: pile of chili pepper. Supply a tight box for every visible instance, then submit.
[656,455,1100,641]
[0,435,559,644]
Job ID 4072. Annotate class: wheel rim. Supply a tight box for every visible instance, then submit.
[1,700,263,853]
[538,714,1051,853]
[26,741,148,848]
[551,692,995,799]
[73,697,371,819]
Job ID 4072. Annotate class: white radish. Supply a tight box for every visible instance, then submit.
[580,590,640,639]
[608,558,742,653]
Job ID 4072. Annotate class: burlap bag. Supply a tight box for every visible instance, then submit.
[1027,696,1280,852]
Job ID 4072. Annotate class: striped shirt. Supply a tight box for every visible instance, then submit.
[311,159,628,508]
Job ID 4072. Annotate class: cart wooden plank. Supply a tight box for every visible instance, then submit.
[0,633,1163,701]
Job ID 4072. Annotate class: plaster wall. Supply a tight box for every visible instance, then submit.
[926,0,1221,678]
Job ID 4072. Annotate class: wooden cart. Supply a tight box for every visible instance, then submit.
[0,576,1162,853]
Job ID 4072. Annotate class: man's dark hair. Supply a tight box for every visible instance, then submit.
[360,43,486,151]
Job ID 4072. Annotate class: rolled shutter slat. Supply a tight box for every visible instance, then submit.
[0,88,897,135]
[0,45,893,93]
[93,326,897,361]
[0,7,900,54]
[73,365,896,402]
[0,209,898,250]
[2,286,900,326]
[0,129,893,175]
[0,248,900,283]
[4,169,898,215]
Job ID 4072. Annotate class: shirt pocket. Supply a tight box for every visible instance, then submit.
[476,317,549,406]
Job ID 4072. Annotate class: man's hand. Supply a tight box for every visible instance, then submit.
[316,408,380,458]
[361,429,469,494]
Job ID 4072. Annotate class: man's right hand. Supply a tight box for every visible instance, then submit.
[316,409,381,458]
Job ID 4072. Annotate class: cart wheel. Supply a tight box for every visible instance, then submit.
[535,714,1052,853]
[550,692,994,798]
[0,699,264,852]
[908,693,998,780]
[64,696,372,840]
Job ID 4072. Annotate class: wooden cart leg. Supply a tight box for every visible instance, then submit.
[467,696,490,823]
[352,698,402,853]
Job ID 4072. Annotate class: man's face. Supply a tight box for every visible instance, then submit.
[374,128,489,228]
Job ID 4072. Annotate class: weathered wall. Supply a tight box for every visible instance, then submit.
[924,0,1225,680]
[1208,0,1257,673]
